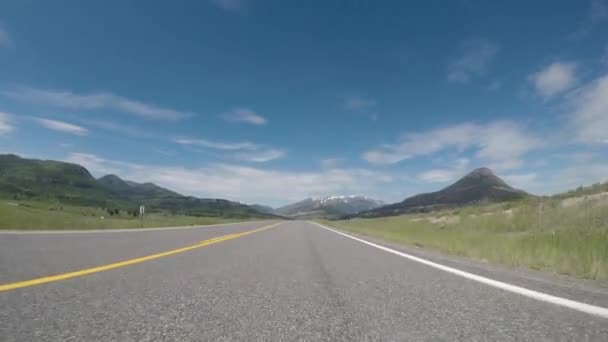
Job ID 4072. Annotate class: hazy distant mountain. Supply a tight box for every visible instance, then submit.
[249,204,276,214]
[276,195,385,218]
[357,168,529,218]
[0,154,276,219]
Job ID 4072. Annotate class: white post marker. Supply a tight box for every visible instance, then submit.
[139,205,145,228]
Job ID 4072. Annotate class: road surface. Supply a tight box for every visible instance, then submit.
[1,220,607,341]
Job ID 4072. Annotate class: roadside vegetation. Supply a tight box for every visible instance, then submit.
[319,186,608,282]
[0,201,251,230]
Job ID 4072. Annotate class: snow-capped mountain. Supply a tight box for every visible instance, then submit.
[275,195,385,218]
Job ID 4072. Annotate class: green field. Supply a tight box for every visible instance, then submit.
[0,200,256,230]
[319,195,608,281]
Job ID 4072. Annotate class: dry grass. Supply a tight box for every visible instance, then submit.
[319,197,608,281]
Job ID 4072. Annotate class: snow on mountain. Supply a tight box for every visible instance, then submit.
[276,195,385,218]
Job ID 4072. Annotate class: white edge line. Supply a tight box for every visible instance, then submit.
[0,220,276,235]
[310,221,608,319]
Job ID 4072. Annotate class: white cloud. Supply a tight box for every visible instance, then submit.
[363,123,476,164]
[85,120,153,138]
[553,163,608,190]
[221,108,267,125]
[568,73,608,143]
[502,173,537,191]
[235,148,285,162]
[34,118,89,136]
[65,153,119,175]
[474,121,538,170]
[154,148,176,157]
[343,96,379,121]
[591,0,608,21]
[418,169,455,183]
[212,0,244,11]
[3,87,191,120]
[363,121,539,171]
[0,26,13,48]
[320,158,343,169]
[485,159,525,172]
[447,38,499,83]
[174,136,285,162]
[344,96,376,111]
[494,156,608,196]
[568,0,608,39]
[65,152,142,176]
[522,163,608,195]
[63,152,392,205]
[488,80,502,91]
[135,165,392,205]
[530,61,577,99]
[0,112,15,135]
[174,137,258,150]
[417,158,470,183]
[552,152,595,163]
[62,149,608,204]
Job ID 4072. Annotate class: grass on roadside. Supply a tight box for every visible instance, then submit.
[319,197,608,281]
[0,200,252,230]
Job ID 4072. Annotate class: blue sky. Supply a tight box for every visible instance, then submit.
[0,0,607,206]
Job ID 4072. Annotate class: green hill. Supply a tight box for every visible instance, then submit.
[0,154,276,219]
[97,174,180,202]
[358,168,529,218]
[96,173,273,218]
[0,154,124,207]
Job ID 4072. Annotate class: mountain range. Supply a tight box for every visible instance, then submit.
[1,154,530,220]
[274,195,385,219]
[0,154,277,219]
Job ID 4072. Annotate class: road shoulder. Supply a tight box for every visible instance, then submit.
[314,220,608,309]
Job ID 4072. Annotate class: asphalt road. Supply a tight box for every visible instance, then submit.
[1,220,607,341]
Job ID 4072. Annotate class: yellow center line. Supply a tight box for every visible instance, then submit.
[200,233,238,244]
[0,222,282,292]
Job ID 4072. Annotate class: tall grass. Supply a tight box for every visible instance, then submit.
[320,198,608,281]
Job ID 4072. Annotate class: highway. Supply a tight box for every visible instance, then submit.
[1,220,607,341]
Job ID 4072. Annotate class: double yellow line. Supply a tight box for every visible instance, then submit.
[0,222,281,292]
